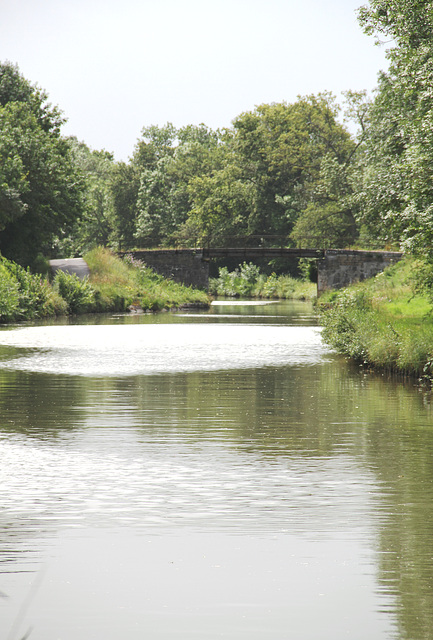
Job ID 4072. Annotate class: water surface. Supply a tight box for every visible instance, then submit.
[1,300,432,639]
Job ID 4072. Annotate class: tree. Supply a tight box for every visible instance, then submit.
[358,0,433,48]
[355,1,433,255]
[110,161,140,250]
[290,91,369,248]
[187,163,256,244]
[291,155,358,248]
[187,95,355,245]
[0,61,64,133]
[55,138,116,255]
[0,104,29,228]
[134,124,222,246]
[0,62,84,266]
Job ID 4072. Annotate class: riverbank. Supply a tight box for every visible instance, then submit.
[319,257,433,382]
[0,247,210,323]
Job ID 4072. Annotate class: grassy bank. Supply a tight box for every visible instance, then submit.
[319,258,433,381]
[209,262,316,300]
[0,247,209,323]
[84,248,209,312]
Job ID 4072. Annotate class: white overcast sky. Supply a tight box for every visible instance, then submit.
[0,0,389,161]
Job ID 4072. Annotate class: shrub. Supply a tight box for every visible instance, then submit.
[0,264,20,321]
[209,263,316,299]
[319,258,433,379]
[53,270,95,314]
[4,259,53,319]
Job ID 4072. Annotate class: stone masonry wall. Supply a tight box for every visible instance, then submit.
[317,250,403,296]
[130,250,209,289]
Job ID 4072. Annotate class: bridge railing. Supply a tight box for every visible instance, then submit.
[129,234,358,251]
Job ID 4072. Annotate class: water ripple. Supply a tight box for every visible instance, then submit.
[0,324,325,376]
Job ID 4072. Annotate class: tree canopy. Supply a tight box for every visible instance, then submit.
[355,0,433,256]
[0,62,84,266]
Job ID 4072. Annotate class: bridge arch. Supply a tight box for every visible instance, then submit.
[121,248,403,295]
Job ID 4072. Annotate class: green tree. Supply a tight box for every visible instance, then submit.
[187,163,256,244]
[0,104,29,228]
[358,0,433,48]
[56,138,115,255]
[355,1,433,255]
[187,95,354,245]
[0,62,84,266]
[0,60,64,133]
[134,124,221,246]
[291,91,369,248]
[291,155,358,248]
[110,160,140,250]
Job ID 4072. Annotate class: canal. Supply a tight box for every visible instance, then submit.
[1,300,433,639]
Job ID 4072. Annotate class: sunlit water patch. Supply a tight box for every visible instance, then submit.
[0,324,325,376]
[211,300,277,306]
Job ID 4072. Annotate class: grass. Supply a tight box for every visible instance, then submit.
[319,257,433,381]
[84,247,210,312]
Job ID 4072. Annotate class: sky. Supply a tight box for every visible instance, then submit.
[0,0,389,161]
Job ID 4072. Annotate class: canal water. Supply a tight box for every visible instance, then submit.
[0,300,433,640]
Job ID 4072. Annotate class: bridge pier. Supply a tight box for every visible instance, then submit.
[317,250,403,296]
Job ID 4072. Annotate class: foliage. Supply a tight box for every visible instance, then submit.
[357,0,433,48]
[209,262,316,300]
[0,62,85,267]
[354,2,433,259]
[320,258,433,379]
[187,163,255,244]
[52,270,95,314]
[55,138,116,255]
[0,263,19,321]
[0,248,209,322]
[291,154,358,248]
[4,258,55,318]
[0,254,66,321]
[189,96,355,245]
[109,97,357,250]
[210,262,261,297]
[134,124,222,246]
[110,161,140,250]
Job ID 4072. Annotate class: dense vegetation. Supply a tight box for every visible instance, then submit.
[0,248,208,322]
[320,258,433,381]
[209,262,316,300]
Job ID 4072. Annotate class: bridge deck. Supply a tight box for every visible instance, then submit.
[127,248,324,258]
[203,247,323,259]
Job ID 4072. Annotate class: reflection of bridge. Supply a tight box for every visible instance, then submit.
[124,248,403,295]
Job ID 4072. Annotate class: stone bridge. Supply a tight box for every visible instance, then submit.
[123,248,403,295]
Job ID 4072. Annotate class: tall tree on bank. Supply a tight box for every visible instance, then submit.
[356,1,433,255]
[187,95,356,246]
[290,91,369,248]
[55,138,116,256]
[134,124,222,246]
[0,62,84,266]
